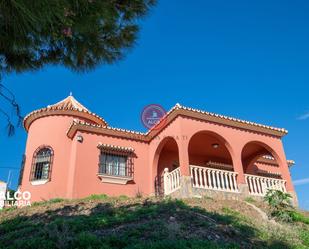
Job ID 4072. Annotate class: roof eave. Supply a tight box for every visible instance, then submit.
[66,121,148,142]
[146,108,287,140]
[23,108,107,132]
[67,108,287,144]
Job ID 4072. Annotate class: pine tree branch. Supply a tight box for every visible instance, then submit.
[0,107,15,136]
[0,74,23,135]
[0,75,23,124]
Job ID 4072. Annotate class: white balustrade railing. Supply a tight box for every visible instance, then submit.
[163,167,181,195]
[190,165,239,193]
[245,174,286,196]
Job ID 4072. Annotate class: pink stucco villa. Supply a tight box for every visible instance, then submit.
[18,95,297,205]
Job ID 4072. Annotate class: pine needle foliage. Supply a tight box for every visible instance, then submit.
[0,0,156,73]
[0,0,155,135]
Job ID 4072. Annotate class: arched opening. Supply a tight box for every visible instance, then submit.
[188,131,233,170]
[241,141,282,179]
[188,131,238,192]
[241,141,286,195]
[153,137,179,195]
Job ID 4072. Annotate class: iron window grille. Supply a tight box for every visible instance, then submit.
[99,151,133,178]
[30,146,54,181]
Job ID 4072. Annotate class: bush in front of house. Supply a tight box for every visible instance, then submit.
[264,189,294,222]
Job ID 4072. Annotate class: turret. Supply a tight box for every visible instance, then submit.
[19,95,106,202]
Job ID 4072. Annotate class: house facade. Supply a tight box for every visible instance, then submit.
[19,95,297,205]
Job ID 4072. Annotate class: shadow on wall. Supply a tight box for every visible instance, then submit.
[0,198,300,249]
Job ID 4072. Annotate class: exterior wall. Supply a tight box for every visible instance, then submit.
[20,116,74,202]
[149,117,184,193]
[149,116,294,194]
[19,111,296,203]
[20,114,99,202]
[69,131,149,198]
[178,116,293,191]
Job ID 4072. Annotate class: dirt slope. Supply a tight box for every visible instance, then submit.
[0,196,308,249]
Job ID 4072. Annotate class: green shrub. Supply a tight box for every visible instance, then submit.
[84,194,108,201]
[126,239,239,249]
[48,198,65,203]
[1,207,17,212]
[290,211,309,225]
[31,198,65,207]
[118,195,129,200]
[264,189,293,222]
[71,232,103,249]
[244,197,256,203]
[299,228,309,247]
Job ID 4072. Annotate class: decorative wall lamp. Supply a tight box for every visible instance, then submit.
[212,143,219,149]
[76,134,83,143]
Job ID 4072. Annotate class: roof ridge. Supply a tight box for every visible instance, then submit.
[48,95,90,112]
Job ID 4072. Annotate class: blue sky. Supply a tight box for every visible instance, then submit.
[0,0,308,209]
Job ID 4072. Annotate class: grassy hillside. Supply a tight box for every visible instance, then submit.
[0,195,308,249]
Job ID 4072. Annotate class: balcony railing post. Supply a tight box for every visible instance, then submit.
[207,169,212,189]
[203,169,207,188]
[163,168,169,195]
[163,167,181,196]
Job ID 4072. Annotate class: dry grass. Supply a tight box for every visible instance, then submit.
[0,195,308,249]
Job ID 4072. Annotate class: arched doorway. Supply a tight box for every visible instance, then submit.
[188,131,238,192]
[153,137,179,195]
[241,141,286,195]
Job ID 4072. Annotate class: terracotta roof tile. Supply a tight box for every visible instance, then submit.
[67,119,147,137]
[172,103,288,134]
[97,143,135,152]
[258,155,295,167]
[66,102,289,139]
[24,95,107,131]
[48,95,89,111]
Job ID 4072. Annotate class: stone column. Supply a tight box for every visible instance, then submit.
[231,148,246,184]
[178,139,190,176]
[276,146,294,192]
[66,133,79,199]
[230,147,250,197]
[175,139,193,198]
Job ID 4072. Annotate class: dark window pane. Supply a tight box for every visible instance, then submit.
[31,147,53,181]
[99,152,129,177]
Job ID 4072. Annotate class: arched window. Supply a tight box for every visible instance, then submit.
[30,147,53,181]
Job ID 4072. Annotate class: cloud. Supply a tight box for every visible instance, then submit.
[298,112,309,120]
[293,178,309,186]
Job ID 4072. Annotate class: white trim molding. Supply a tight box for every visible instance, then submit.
[30,179,49,185]
[97,174,133,185]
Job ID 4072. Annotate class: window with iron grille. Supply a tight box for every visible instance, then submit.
[30,147,53,181]
[99,152,133,177]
